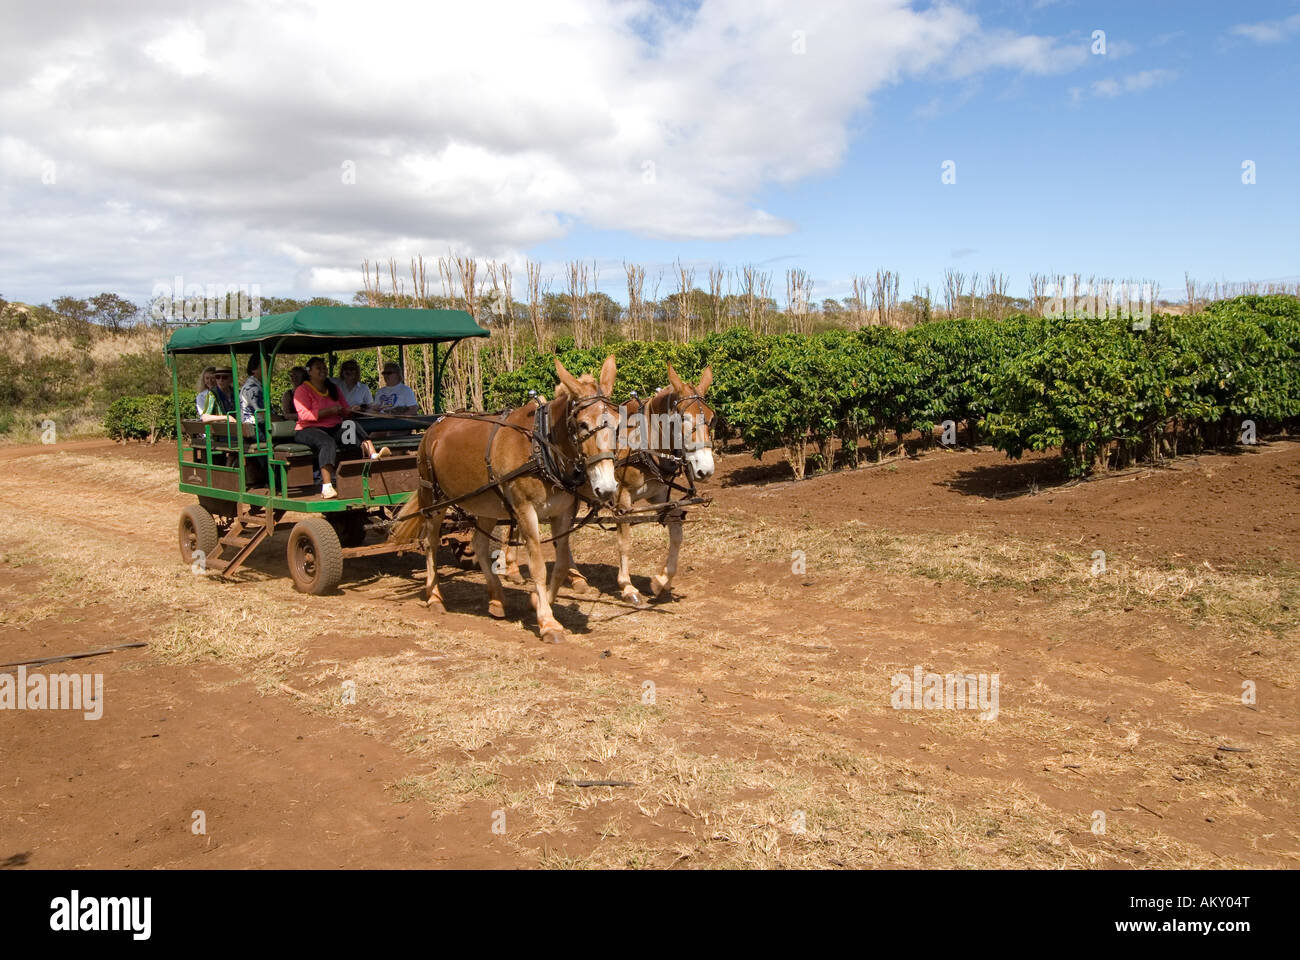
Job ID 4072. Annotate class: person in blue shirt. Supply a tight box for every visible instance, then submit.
[239,355,265,426]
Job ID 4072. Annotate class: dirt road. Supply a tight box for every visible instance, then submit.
[2,440,1296,868]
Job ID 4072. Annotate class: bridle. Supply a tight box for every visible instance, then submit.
[407,386,622,545]
[668,392,715,455]
[565,391,620,470]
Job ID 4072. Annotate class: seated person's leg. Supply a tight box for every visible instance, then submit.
[295,427,339,495]
[343,422,389,460]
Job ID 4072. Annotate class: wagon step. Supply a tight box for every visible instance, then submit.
[211,517,274,576]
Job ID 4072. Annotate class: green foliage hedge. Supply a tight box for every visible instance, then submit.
[498,296,1298,479]
[984,296,1300,474]
[105,295,1299,476]
[104,393,188,442]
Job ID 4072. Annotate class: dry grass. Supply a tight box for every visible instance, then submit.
[0,325,164,443]
[1,451,1297,867]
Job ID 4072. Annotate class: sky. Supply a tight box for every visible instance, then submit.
[0,0,1297,309]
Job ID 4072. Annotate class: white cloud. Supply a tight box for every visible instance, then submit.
[0,0,1099,302]
[947,30,1090,77]
[1231,12,1300,44]
[1088,68,1177,99]
[143,22,210,77]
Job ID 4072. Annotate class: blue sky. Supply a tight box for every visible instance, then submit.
[535,0,1300,302]
[1,0,1296,307]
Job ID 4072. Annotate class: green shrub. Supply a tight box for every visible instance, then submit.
[103,394,182,442]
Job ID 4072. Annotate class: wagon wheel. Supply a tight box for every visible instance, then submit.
[287,516,344,595]
[179,504,220,568]
[329,510,368,548]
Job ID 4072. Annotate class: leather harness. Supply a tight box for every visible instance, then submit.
[413,391,620,545]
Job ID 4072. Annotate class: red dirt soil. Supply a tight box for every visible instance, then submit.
[1,438,1297,868]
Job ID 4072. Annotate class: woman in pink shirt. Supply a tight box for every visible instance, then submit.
[293,356,388,499]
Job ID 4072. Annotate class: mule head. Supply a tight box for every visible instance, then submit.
[555,356,619,502]
[666,363,716,481]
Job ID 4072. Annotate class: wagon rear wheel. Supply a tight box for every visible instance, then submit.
[287,516,343,595]
[179,504,219,568]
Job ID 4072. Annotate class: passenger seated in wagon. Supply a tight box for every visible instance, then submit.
[195,366,217,417]
[293,356,389,500]
[199,367,237,422]
[279,365,306,420]
[330,358,374,409]
[238,354,266,430]
[372,363,420,414]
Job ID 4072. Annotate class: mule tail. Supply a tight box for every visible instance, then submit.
[389,491,426,543]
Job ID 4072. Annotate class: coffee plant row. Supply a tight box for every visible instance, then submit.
[491,295,1300,478]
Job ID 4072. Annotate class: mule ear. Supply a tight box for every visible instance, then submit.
[599,354,617,396]
[697,366,713,395]
[665,362,687,396]
[555,358,582,396]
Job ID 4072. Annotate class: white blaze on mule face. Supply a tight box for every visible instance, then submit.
[682,413,714,480]
[585,408,619,501]
[686,447,714,480]
[589,458,617,500]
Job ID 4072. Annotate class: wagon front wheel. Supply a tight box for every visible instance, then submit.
[179,504,219,567]
[287,516,343,595]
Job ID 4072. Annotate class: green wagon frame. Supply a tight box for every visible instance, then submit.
[164,305,489,594]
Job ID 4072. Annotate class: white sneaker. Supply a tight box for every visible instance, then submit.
[321,483,337,499]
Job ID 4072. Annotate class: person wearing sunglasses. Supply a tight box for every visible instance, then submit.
[199,367,237,423]
[329,358,373,410]
[372,364,419,415]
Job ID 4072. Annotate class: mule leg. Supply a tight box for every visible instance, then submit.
[563,529,591,595]
[547,505,577,605]
[503,525,526,583]
[424,507,447,611]
[473,523,507,619]
[564,568,591,593]
[517,503,564,643]
[651,496,684,599]
[615,489,645,607]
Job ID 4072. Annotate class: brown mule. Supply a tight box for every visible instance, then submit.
[610,364,716,606]
[390,356,619,643]
[502,365,716,604]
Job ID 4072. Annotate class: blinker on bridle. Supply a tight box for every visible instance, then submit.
[566,390,619,468]
[669,392,715,454]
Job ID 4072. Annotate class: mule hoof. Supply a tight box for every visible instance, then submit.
[567,577,592,595]
[623,588,646,608]
[488,600,506,619]
[426,597,446,613]
[650,576,670,598]
[540,629,565,644]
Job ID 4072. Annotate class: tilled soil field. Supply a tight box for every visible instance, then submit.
[1,438,1297,868]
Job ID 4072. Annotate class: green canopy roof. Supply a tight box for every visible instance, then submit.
[165,305,489,354]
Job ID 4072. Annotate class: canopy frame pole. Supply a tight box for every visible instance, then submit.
[169,353,182,481]
[267,340,283,498]
[231,344,246,497]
